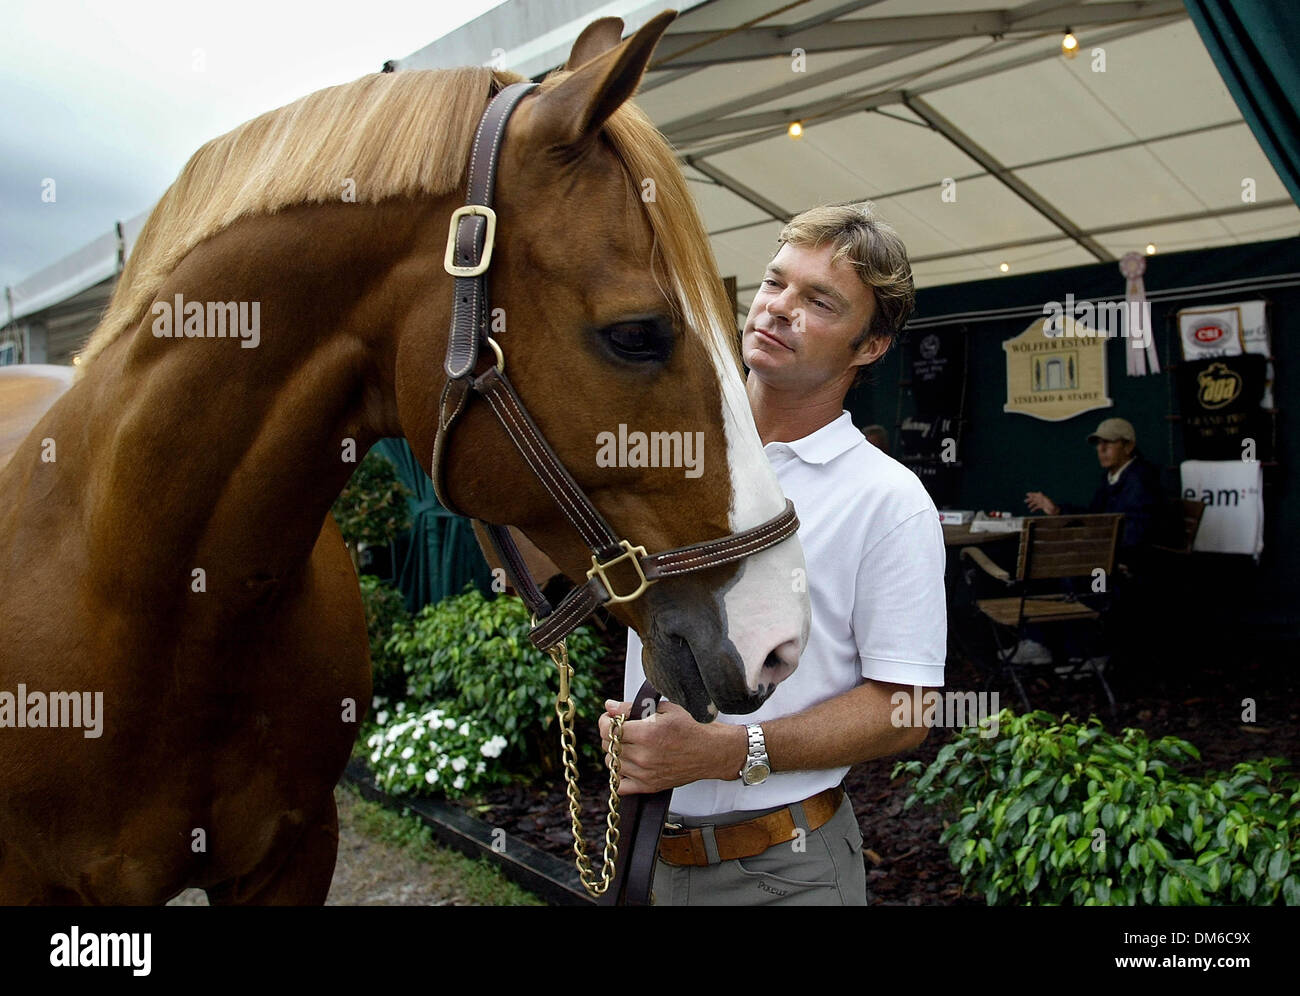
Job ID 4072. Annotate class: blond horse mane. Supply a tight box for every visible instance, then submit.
[79,65,741,378]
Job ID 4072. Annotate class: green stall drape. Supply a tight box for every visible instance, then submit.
[371,438,493,612]
[1185,0,1300,206]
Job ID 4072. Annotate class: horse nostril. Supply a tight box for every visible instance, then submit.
[762,640,799,686]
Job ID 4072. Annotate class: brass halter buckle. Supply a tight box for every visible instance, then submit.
[587,540,654,605]
[443,204,497,277]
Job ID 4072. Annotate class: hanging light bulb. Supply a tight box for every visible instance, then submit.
[788,121,803,139]
[999,262,1010,273]
[1061,29,1079,59]
[1145,243,1156,255]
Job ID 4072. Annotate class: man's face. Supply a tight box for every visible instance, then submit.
[741,241,887,393]
[1096,438,1134,470]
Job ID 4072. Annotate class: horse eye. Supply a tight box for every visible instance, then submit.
[603,321,670,363]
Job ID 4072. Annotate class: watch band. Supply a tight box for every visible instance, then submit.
[741,723,770,783]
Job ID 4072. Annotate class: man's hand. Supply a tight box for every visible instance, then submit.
[1025,491,1059,515]
[597,699,747,795]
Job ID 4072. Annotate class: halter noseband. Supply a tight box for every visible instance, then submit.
[430,81,800,652]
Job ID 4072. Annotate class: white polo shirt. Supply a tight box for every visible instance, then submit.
[623,410,948,817]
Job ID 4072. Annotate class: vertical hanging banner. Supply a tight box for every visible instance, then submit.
[909,327,967,414]
[899,326,967,508]
[1177,300,1274,408]
[1003,317,1112,421]
[1175,354,1270,461]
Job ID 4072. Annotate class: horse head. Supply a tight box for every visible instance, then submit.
[407,13,810,721]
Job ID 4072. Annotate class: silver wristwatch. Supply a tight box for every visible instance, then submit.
[740,724,771,785]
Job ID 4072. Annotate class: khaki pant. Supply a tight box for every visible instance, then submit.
[651,793,868,906]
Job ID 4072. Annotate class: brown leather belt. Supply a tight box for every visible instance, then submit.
[658,786,845,867]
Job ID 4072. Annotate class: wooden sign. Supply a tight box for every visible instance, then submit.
[1003,317,1112,421]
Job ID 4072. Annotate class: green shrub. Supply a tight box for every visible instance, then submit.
[892,709,1300,906]
[358,576,410,699]
[332,450,411,552]
[385,588,606,771]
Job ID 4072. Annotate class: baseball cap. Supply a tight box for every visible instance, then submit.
[1087,417,1135,444]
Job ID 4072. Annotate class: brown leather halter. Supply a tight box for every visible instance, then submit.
[429,80,801,904]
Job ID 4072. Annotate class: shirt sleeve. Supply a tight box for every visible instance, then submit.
[854,504,948,687]
[622,627,648,704]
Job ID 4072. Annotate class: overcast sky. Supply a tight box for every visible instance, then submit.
[0,0,508,289]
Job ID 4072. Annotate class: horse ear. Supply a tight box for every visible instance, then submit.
[533,9,676,149]
[564,17,626,70]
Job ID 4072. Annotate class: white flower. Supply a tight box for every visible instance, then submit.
[443,718,456,731]
[406,763,417,775]
[370,750,381,764]
[401,747,414,760]
[476,761,487,775]
[453,775,466,790]
[438,755,449,769]
[367,734,381,748]
[425,769,438,784]
[376,711,389,725]
[412,726,424,740]
[480,735,508,759]
[458,722,471,736]
[451,756,468,772]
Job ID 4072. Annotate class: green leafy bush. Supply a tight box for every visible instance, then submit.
[385,588,606,771]
[332,450,411,551]
[358,576,410,699]
[893,709,1299,906]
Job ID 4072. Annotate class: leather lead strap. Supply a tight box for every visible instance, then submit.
[595,680,672,907]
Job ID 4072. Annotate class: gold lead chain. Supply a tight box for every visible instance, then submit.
[547,638,623,898]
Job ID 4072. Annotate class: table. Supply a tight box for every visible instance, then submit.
[942,523,1022,547]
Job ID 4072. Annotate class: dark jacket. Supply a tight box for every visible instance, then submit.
[1060,451,1166,553]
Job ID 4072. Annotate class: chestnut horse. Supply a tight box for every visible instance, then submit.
[0,14,809,904]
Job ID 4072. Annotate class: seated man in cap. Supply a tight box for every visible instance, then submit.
[1020,417,1167,668]
[1024,417,1166,564]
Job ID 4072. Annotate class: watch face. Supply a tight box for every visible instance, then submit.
[743,762,770,785]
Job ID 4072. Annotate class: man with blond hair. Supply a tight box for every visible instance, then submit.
[600,203,948,905]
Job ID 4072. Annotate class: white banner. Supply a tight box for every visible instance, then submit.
[1179,460,1264,558]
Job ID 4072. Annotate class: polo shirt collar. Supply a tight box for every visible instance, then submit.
[767,410,862,465]
[1108,456,1135,486]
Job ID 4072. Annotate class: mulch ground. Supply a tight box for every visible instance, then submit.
[458,618,1299,906]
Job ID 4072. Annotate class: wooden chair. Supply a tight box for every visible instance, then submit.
[1152,498,1206,555]
[960,513,1124,719]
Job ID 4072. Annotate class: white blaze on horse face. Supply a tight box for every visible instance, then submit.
[712,347,811,694]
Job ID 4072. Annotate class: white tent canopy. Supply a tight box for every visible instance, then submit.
[8,0,1296,353]
[398,0,1298,310]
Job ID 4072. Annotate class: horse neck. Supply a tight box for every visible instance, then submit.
[74,196,452,617]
